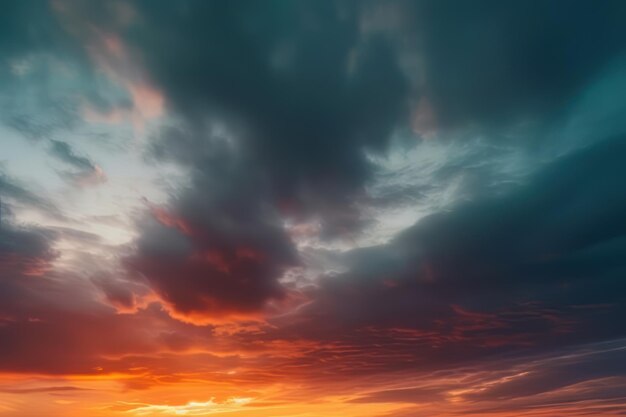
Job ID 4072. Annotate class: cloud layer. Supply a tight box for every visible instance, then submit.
[1,1,626,417]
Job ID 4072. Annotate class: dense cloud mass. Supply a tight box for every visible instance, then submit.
[285,136,626,352]
[127,170,298,321]
[133,1,410,227]
[1,1,626,416]
[415,0,626,128]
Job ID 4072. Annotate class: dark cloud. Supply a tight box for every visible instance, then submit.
[126,164,297,322]
[97,279,137,311]
[91,270,152,314]
[388,135,626,307]
[263,134,626,373]
[413,0,626,129]
[0,172,61,217]
[0,223,212,375]
[0,218,213,376]
[117,1,626,367]
[0,220,57,282]
[49,140,96,172]
[0,1,73,59]
[119,0,411,321]
[48,139,106,186]
[0,218,101,316]
[127,0,409,232]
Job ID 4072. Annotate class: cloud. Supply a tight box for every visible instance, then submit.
[120,397,252,416]
[0,220,57,280]
[0,1,87,140]
[126,171,297,323]
[349,386,448,404]
[259,134,626,376]
[112,1,413,323]
[0,217,156,376]
[49,140,96,173]
[412,0,626,130]
[116,4,626,384]
[463,343,626,402]
[1,2,626,416]
[0,386,89,394]
[127,0,409,234]
[0,0,155,146]
[48,139,107,186]
[0,171,62,217]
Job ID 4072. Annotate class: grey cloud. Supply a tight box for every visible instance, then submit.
[48,139,106,186]
[49,140,96,172]
[267,134,626,372]
[0,171,61,217]
[413,0,626,130]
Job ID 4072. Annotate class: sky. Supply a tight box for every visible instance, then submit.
[1,1,626,416]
